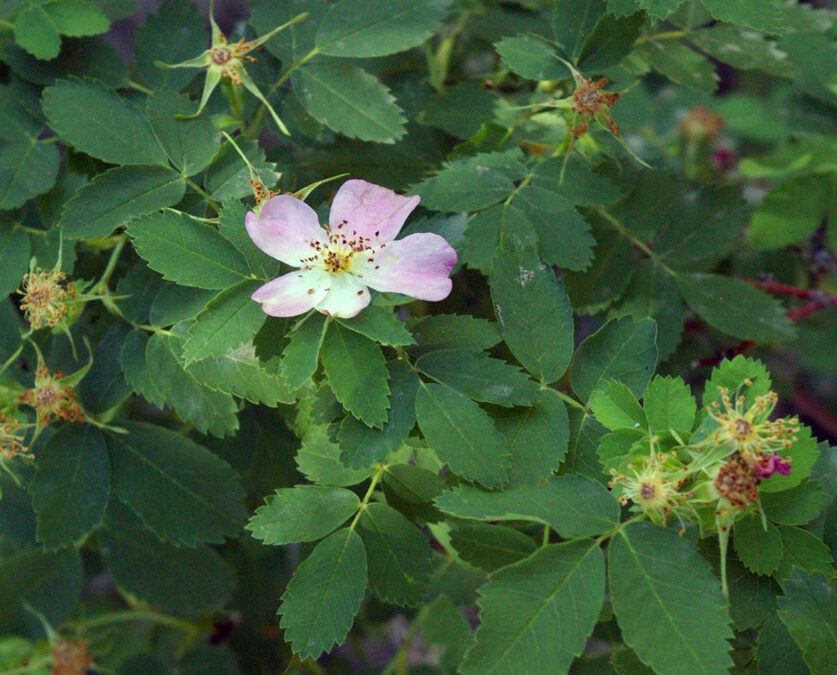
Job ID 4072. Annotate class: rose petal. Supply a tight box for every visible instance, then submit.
[251,268,330,317]
[352,233,456,302]
[329,179,421,244]
[246,195,326,265]
[314,273,371,319]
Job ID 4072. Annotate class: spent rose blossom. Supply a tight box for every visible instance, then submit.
[246,179,457,319]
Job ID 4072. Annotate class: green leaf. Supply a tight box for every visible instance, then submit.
[642,375,695,434]
[31,425,110,550]
[99,503,234,614]
[338,360,419,468]
[700,0,784,34]
[634,1,684,20]
[756,610,809,675]
[0,225,30,297]
[182,281,266,365]
[495,35,569,80]
[415,382,510,488]
[279,528,367,660]
[449,524,537,572]
[733,513,783,576]
[761,481,825,526]
[413,150,524,212]
[780,30,837,106]
[640,40,718,93]
[205,138,280,202]
[460,540,605,674]
[493,388,569,488]
[149,283,216,326]
[321,321,390,428]
[416,350,539,407]
[46,0,111,36]
[777,571,837,675]
[435,475,620,538]
[409,314,501,353]
[589,379,647,431]
[127,210,250,289]
[336,306,415,346]
[14,3,61,60]
[145,333,239,436]
[552,1,606,60]
[280,313,328,391]
[0,548,82,626]
[690,25,791,77]
[748,177,830,249]
[563,227,634,312]
[702,355,772,408]
[218,200,277,278]
[774,526,833,587]
[420,81,499,139]
[315,0,452,58]
[570,316,658,403]
[145,88,218,176]
[105,421,246,545]
[532,155,623,207]
[185,347,295,406]
[296,424,374,487]
[490,240,574,383]
[578,11,644,71]
[292,60,406,143]
[133,0,206,91]
[59,165,185,239]
[609,522,733,675]
[358,502,433,606]
[0,140,59,210]
[247,486,360,545]
[42,78,168,166]
[419,595,473,672]
[611,260,685,361]
[121,330,164,405]
[382,463,445,523]
[514,186,596,270]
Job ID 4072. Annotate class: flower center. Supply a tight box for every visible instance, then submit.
[302,224,374,275]
[733,418,752,439]
[210,46,232,66]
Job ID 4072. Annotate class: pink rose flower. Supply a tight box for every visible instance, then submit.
[246,180,457,319]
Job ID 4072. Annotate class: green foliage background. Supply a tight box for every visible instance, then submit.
[0,0,834,673]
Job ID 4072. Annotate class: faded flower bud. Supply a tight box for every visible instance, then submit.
[0,412,30,460]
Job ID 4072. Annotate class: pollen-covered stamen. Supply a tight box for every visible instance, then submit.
[301,225,375,274]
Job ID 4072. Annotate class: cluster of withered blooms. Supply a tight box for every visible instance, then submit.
[0,411,29,460]
[50,638,93,675]
[16,362,86,429]
[609,379,798,532]
[18,268,76,330]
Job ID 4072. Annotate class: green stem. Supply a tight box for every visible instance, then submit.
[595,208,678,277]
[74,609,198,634]
[183,177,221,210]
[717,522,730,600]
[88,236,126,295]
[0,343,24,377]
[542,524,550,547]
[349,465,385,532]
[551,387,587,412]
[381,605,429,675]
[128,79,154,95]
[636,30,688,44]
[248,46,320,136]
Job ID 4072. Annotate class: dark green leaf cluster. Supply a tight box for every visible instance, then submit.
[0,1,834,674]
